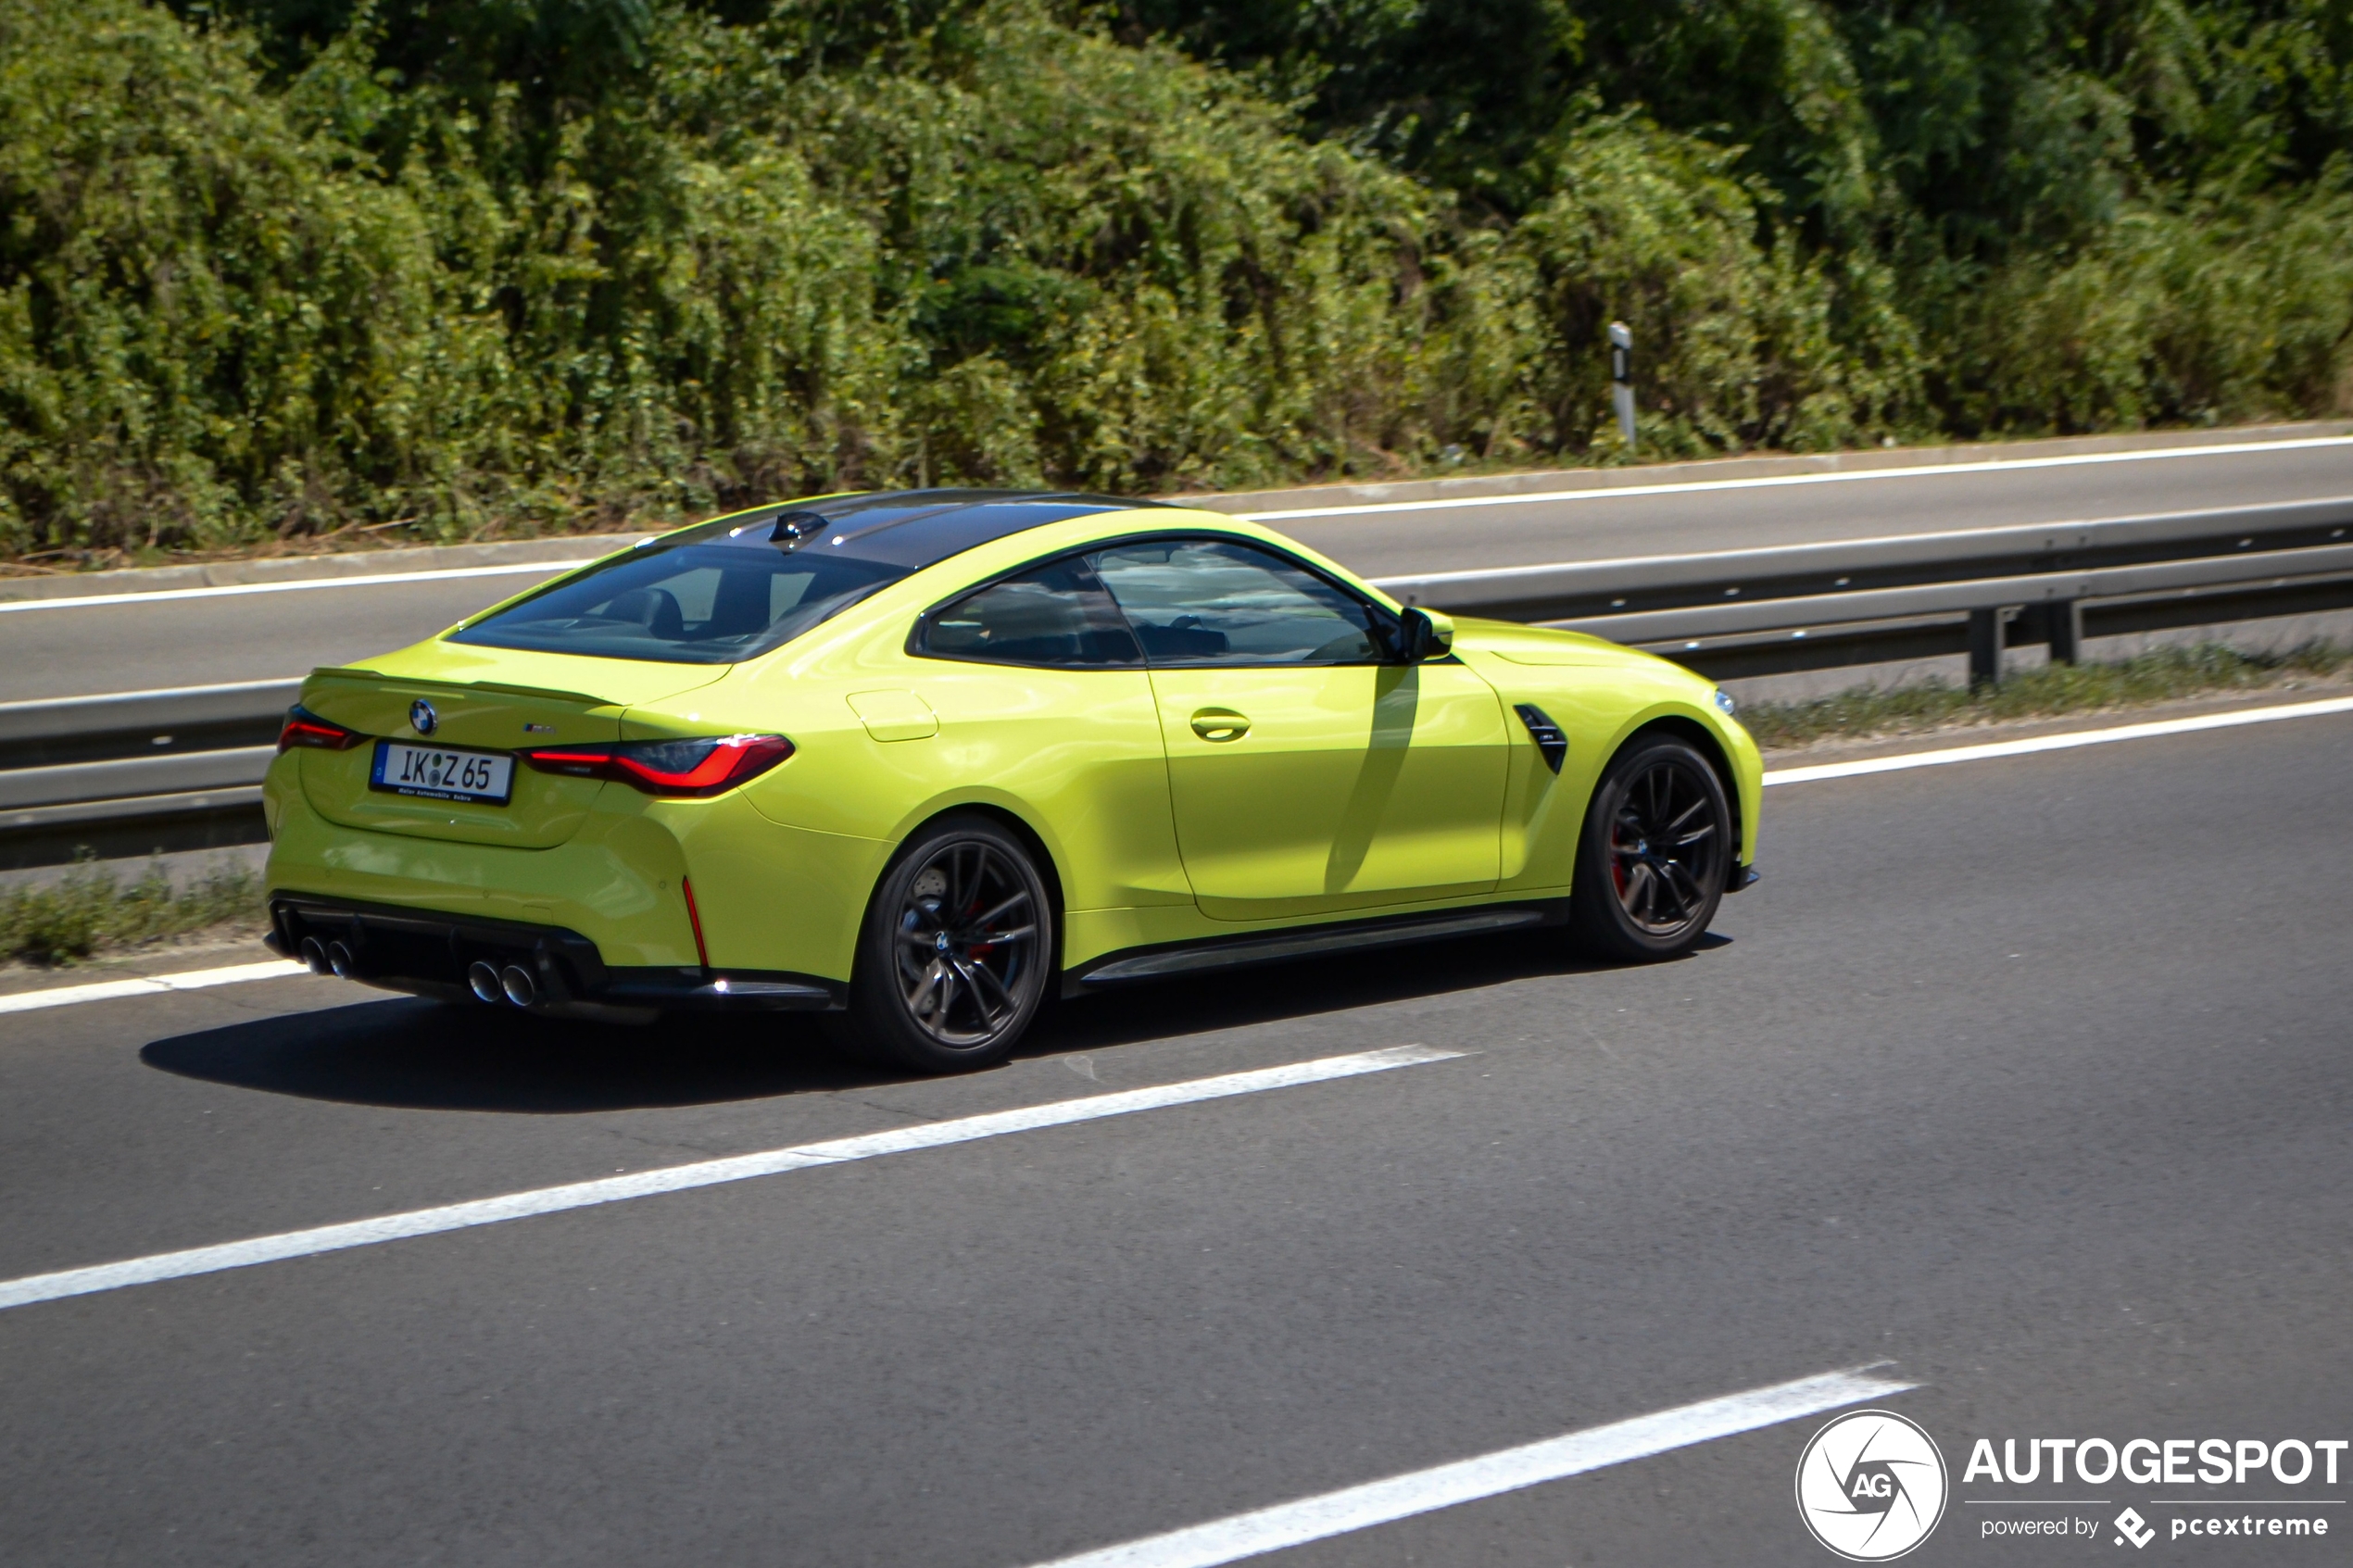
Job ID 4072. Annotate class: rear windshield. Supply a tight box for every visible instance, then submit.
[450,544,909,665]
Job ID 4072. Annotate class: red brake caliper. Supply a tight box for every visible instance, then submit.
[965,894,994,958]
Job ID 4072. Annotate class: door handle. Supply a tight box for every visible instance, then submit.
[1189,708,1251,742]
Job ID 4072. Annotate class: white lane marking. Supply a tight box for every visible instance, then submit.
[0,960,312,1017]
[0,558,603,614]
[0,1045,1462,1312]
[1763,695,2353,785]
[1241,434,2353,521]
[1023,1366,1916,1568]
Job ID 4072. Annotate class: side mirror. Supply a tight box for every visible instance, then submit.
[1399,607,1454,661]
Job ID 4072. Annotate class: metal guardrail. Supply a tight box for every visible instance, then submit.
[0,679,296,867]
[1375,495,2353,680]
[4,500,2350,867]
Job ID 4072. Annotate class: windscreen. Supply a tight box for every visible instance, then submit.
[450,544,910,665]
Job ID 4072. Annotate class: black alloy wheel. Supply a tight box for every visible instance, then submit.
[837,814,1053,1072]
[1569,734,1732,962]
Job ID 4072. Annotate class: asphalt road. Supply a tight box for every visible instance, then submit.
[1,708,2347,1565]
[6,435,2350,703]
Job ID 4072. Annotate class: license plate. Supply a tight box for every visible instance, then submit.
[371,740,514,805]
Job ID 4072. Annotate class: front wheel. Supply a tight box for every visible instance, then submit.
[1568,734,1732,963]
[833,815,1054,1073]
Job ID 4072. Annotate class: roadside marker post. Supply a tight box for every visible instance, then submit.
[1609,321,1636,455]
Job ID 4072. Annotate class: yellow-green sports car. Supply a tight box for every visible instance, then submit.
[263,490,1760,1072]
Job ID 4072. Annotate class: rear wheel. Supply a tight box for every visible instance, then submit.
[1569,734,1732,962]
[834,815,1054,1073]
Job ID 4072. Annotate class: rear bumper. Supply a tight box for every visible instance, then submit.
[268,894,844,1019]
[264,756,879,987]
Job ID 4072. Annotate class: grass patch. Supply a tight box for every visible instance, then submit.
[1,858,262,967]
[1741,642,2353,750]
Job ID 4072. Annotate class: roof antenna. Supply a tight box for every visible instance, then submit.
[768,510,829,550]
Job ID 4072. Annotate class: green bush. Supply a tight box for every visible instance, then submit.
[0,0,482,557]
[1511,112,1927,458]
[0,0,2347,565]
[1952,178,2353,433]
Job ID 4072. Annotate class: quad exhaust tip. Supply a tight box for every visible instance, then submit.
[467,959,542,1009]
[304,936,543,1007]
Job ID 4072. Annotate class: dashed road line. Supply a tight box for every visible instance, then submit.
[0,1045,1463,1312]
[1021,1366,1918,1568]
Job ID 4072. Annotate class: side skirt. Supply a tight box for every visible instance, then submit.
[1061,900,1570,997]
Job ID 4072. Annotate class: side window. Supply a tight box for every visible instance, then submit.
[919,556,1141,667]
[1088,538,1390,666]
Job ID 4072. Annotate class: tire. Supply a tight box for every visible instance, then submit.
[832,814,1055,1073]
[1568,733,1732,963]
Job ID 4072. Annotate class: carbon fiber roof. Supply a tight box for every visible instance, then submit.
[677,490,1164,571]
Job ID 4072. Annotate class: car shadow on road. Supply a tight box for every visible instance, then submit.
[139,927,1726,1113]
[1025,925,1657,1055]
[140,997,862,1113]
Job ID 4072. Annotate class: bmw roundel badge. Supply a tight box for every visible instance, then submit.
[409,699,438,735]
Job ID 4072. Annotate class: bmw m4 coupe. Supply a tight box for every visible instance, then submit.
[263,490,1761,1072]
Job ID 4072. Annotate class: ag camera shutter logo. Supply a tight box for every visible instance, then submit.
[1795,1409,1948,1561]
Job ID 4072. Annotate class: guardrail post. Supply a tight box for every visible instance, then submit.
[1968,607,2007,690]
[2045,597,2082,665]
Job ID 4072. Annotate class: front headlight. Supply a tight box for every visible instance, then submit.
[1714,687,1738,717]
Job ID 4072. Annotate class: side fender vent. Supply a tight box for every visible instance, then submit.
[1514,704,1567,773]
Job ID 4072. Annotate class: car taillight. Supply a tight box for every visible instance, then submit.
[522,734,794,797]
[278,706,362,752]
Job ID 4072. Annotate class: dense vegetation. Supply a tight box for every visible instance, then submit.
[2,856,258,964]
[2,0,2347,564]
